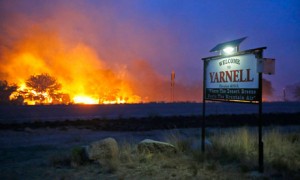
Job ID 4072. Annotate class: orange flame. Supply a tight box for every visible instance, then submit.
[73,95,98,104]
[2,28,141,104]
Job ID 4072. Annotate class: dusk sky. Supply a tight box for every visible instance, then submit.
[1,0,300,102]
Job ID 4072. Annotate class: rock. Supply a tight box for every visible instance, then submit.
[86,137,119,162]
[137,139,177,154]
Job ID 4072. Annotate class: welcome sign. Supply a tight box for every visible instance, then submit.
[204,53,259,103]
[202,44,270,173]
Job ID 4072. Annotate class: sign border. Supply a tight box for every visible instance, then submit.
[202,47,266,104]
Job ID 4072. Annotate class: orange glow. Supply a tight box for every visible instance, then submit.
[2,28,141,105]
[73,95,98,104]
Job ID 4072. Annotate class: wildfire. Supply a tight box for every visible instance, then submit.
[73,95,98,104]
[103,98,126,104]
[0,0,209,104]
[2,29,141,105]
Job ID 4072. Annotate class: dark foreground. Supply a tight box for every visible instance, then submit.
[1,113,300,131]
[0,126,299,179]
[1,103,299,179]
[1,102,300,124]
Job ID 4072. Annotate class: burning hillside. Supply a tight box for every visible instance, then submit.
[0,24,204,105]
[1,28,141,105]
[0,0,205,105]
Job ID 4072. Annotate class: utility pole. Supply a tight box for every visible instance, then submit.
[283,88,287,102]
[171,70,175,102]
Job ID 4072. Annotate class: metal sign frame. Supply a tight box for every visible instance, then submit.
[201,47,266,173]
[202,47,266,104]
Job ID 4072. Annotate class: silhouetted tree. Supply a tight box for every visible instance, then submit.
[10,95,24,105]
[0,80,18,104]
[26,73,62,104]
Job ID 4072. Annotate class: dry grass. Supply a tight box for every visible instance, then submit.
[206,127,300,178]
[164,129,193,153]
[209,128,257,166]
[264,129,300,172]
[1,127,299,179]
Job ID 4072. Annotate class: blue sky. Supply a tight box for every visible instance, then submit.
[1,0,300,101]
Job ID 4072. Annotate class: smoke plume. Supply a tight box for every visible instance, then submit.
[0,0,202,103]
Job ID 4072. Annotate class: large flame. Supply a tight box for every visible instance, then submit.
[73,95,98,104]
[2,29,141,104]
